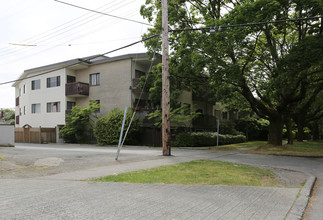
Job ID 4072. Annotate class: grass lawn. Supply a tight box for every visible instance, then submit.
[92,160,277,187]
[246,141,323,156]
[209,141,266,151]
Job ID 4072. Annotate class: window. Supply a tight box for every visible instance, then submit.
[19,108,22,116]
[24,106,26,115]
[67,75,76,83]
[47,102,60,113]
[23,85,26,94]
[19,88,21,96]
[47,76,60,88]
[31,79,41,90]
[32,104,41,114]
[67,101,76,110]
[90,73,100,86]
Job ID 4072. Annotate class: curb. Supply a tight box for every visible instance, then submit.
[286,175,316,220]
[268,154,323,158]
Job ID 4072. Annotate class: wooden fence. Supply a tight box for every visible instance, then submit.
[15,127,56,143]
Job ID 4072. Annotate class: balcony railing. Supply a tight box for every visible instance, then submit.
[131,78,142,93]
[65,82,89,97]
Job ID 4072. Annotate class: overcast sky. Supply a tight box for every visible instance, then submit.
[0,0,150,108]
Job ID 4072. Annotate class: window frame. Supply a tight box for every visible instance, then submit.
[47,76,61,88]
[31,103,41,114]
[31,79,41,90]
[47,102,61,113]
[90,73,100,86]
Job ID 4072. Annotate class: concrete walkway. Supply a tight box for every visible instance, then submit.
[0,144,316,219]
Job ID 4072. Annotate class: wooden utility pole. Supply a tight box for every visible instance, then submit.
[161,0,171,156]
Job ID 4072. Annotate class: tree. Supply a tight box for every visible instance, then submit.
[94,108,142,145]
[59,101,101,143]
[1,109,15,121]
[141,0,323,146]
[147,104,201,128]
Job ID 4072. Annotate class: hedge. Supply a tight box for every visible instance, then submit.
[172,132,246,147]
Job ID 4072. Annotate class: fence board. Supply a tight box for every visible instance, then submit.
[15,127,56,143]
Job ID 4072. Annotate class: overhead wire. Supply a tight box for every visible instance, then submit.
[54,0,153,26]
[1,15,321,86]
[0,34,159,86]
[0,1,135,59]
[0,0,138,58]
[0,8,142,66]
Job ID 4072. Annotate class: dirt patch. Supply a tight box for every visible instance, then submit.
[268,167,309,187]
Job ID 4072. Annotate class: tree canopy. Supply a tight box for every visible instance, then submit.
[141,0,323,145]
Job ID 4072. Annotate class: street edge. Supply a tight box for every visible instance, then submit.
[286,175,316,220]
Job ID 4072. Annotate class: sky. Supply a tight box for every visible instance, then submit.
[0,0,151,108]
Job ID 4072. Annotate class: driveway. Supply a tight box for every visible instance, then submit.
[0,143,322,219]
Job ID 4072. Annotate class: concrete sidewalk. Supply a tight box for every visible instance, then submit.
[0,145,315,219]
[0,179,300,220]
[30,149,313,220]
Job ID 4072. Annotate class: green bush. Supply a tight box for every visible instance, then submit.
[94,108,142,145]
[172,132,246,147]
[59,101,101,143]
[235,117,269,141]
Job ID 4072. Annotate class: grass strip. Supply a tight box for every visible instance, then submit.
[209,141,266,151]
[246,141,323,156]
[92,160,277,187]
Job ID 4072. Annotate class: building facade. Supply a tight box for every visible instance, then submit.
[13,53,157,126]
[14,53,232,144]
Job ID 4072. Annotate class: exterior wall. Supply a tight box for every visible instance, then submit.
[178,90,193,106]
[76,58,132,116]
[15,68,67,128]
[0,125,14,146]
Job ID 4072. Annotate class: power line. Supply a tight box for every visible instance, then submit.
[171,16,323,33]
[2,16,321,85]
[54,0,153,27]
[0,5,141,64]
[0,10,142,66]
[0,0,137,58]
[0,34,159,86]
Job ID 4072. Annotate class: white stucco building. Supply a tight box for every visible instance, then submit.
[13,53,159,129]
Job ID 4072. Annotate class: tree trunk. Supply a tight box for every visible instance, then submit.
[285,117,293,145]
[297,120,305,142]
[312,122,319,141]
[268,115,283,146]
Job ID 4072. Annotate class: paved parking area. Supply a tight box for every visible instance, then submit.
[0,143,319,219]
[0,179,299,220]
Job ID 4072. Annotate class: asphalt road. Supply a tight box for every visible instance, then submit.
[0,143,322,219]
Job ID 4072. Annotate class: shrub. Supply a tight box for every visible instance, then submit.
[94,108,142,145]
[172,132,246,147]
[235,117,269,141]
[59,101,101,143]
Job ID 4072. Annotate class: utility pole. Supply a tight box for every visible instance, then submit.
[161,0,171,156]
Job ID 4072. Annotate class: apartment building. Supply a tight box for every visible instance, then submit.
[13,53,229,143]
[13,53,158,127]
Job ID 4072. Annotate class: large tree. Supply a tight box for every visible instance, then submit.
[141,0,323,145]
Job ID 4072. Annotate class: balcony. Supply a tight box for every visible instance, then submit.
[131,78,142,93]
[65,82,89,97]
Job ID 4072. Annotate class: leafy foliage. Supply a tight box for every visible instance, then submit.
[94,108,143,145]
[235,117,269,141]
[172,132,246,147]
[141,0,323,145]
[59,101,101,143]
[1,109,15,121]
[147,104,201,127]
